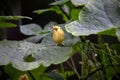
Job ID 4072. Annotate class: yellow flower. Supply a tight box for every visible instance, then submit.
[53,26,64,45]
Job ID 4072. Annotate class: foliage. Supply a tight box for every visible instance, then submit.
[0,0,120,80]
[65,0,120,39]
[0,40,72,71]
[0,16,31,28]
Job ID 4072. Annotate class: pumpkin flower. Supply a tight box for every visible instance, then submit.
[53,26,64,45]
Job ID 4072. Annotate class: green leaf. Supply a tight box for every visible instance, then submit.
[0,16,32,21]
[4,64,32,80]
[0,21,16,28]
[48,72,64,80]
[105,65,120,80]
[24,35,43,43]
[20,23,42,35]
[34,6,69,22]
[98,28,117,37]
[29,65,47,80]
[71,0,90,6]
[50,6,69,21]
[110,44,120,53]
[50,0,69,6]
[20,23,49,42]
[33,9,50,14]
[20,22,56,43]
[0,16,32,28]
[65,0,120,36]
[4,64,47,80]
[70,8,80,20]
[0,40,72,71]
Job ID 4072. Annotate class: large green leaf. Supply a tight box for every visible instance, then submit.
[0,40,72,71]
[65,0,120,37]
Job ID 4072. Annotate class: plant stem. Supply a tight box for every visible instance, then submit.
[27,71,35,80]
[0,28,6,40]
[70,58,81,79]
[106,45,120,79]
[60,64,66,80]
[81,51,87,79]
[54,0,70,21]
[84,64,120,80]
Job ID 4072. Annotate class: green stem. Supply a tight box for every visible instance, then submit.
[84,64,120,80]
[0,28,6,40]
[60,64,66,80]
[98,35,107,80]
[81,51,86,78]
[70,58,81,79]
[66,61,81,79]
[27,71,35,80]
[106,45,120,79]
[54,0,70,22]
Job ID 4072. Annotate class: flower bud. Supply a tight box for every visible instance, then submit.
[19,74,29,80]
[53,26,64,45]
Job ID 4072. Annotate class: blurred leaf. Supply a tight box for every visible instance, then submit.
[29,65,47,80]
[33,9,50,14]
[116,29,120,41]
[0,40,72,71]
[71,0,90,6]
[50,0,69,6]
[70,8,80,20]
[110,44,120,53]
[105,65,120,80]
[4,64,32,80]
[44,22,57,31]
[65,0,120,37]
[0,21,16,28]
[98,28,117,37]
[4,64,48,80]
[24,35,42,43]
[34,6,69,22]
[48,72,64,80]
[0,16,32,21]
[24,55,35,62]
[40,33,56,46]
[50,6,69,21]
[20,23,42,35]
[20,23,49,42]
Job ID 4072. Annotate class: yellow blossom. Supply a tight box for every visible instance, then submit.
[53,26,64,45]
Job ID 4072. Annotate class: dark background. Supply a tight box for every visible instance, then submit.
[0,0,64,40]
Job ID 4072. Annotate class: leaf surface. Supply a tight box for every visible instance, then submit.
[65,0,120,37]
[0,40,72,71]
[71,0,90,6]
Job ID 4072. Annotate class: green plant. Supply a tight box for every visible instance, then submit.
[0,0,120,80]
